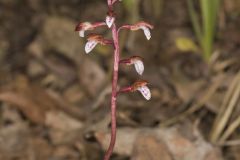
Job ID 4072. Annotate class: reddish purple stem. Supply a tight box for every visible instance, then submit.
[118,86,133,94]
[75,0,150,159]
[119,58,131,65]
[103,23,119,160]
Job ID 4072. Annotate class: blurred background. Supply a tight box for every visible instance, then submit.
[0,0,240,159]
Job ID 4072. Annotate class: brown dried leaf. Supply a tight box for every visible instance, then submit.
[0,92,47,124]
[94,128,140,155]
[0,122,29,158]
[77,57,106,97]
[0,76,85,124]
[95,126,222,159]
[131,134,172,160]
[45,111,83,130]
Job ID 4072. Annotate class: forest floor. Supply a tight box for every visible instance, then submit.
[0,0,239,160]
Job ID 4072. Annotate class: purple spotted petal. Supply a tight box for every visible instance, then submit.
[133,59,144,75]
[137,86,151,100]
[85,40,98,54]
[106,16,115,28]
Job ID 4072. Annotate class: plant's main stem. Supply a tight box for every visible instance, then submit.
[104,23,119,160]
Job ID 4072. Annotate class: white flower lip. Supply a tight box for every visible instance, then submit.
[140,26,151,40]
[76,22,92,38]
[85,40,98,54]
[133,59,144,75]
[79,30,85,37]
[106,16,115,28]
[137,85,151,100]
[129,22,153,40]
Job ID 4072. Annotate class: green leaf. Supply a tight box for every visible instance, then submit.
[175,37,199,53]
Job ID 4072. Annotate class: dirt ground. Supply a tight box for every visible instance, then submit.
[0,0,239,160]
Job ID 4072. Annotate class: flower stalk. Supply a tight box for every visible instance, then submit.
[104,23,119,160]
[75,0,153,159]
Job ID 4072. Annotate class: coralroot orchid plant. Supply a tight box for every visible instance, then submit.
[75,0,153,159]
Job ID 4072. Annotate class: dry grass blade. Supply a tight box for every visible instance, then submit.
[160,76,223,127]
[211,58,239,72]
[210,71,240,143]
[219,100,240,143]
[219,139,240,147]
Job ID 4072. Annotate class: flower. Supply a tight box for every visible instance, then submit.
[85,34,112,54]
[108,0,122,7]
[75,22,106,37]
[108,0,112,6]
[120,56,144,75]
[119,80,151,100]
[121,21,154,40]
[130,22,153,40]
[132,80,151,100]
[106,11,115,28]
